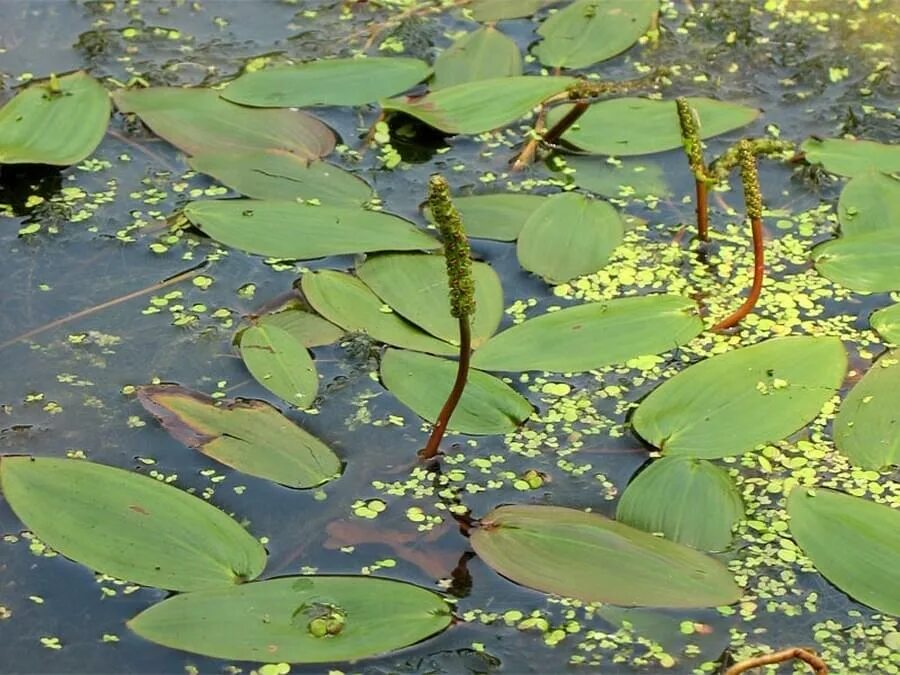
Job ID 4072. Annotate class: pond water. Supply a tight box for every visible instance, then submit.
[1,1,898,674]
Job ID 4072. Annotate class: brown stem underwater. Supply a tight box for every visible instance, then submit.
[725,647,828,675]
[711,214,764,331]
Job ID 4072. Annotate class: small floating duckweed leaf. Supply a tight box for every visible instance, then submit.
[137,385,341,488]
[470,504,741,608]
[788,488,900,616]
[0,456,266,591]
[239,324,318,409]
[632,336,847,459]
[432,26,522,89]
[800,137,900,177]
[128,576,452,662]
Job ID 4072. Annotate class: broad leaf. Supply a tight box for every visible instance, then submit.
[427,193,546,241]
[137,385,341,488]
[517,192,624,283]
[551,97,759,156]
[813,230,900,293]
[128,576,452,662]
[189,151,372,205]
[533,0,658,69]
[382,76,575,134]
[788,488,900,616]
[357,253,503,349]
[801,137,900,177]
[632,336,847,459]
[432,26,522,90]
[837,171,900,238]
[256,305,344,348]
[112,87,334,159]
[0,457,265,591]
[380,349,532,435]
[833,350,900,470]
[470,0,561,21]
[183,200,438,259]
[471,295,702,373]
[221,57,431,108]
[470,504,741,607]
[871,303,900,344]
[301,270,457,356]
[239,324,318,408]
[616,457,743,551]
[567,155,671,198]
[0,71,110,165]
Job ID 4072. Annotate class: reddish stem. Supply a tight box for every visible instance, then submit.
[711,214,764,331]
[725,647,827,675]
[696,178,709,241]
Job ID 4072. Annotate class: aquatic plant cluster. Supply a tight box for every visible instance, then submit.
[0,0,898,673]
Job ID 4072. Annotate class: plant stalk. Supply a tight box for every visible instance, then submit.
[725,647,827,675]
[676,97,711,241]
[420,317,471,461]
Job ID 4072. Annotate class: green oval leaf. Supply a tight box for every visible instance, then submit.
[239,324,318,408]
[182,200,438,259]
[550,97,759,156]
[833,350,900,470]
[221,57,431,108]
[380,349,532,435]
[471,295,702,373]
[112,87,334,159]
[427,193,546,241]
[470,0,561,21]
[357,253,503,349]
[256,305,344,348]
[813,230,900,293]
[189,151,372,205]
[517,192,625,283]
[0,72,110,165]
[128,576,452,662]
[432,26,522,90]
[137,385,341,488]
[470,504,741,608]
[301,270,457,356]
[801,137,900,177]
[0,457,266,591]
[788,488,900,616]
[383,76,575,134]
[568,155,671,199]
[838,171,900,238]
[871,303,900,345]
[616,457,743,551]
[532,0,658,69]
[632,336,847,460]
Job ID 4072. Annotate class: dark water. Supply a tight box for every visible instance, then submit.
[1,1,898,673]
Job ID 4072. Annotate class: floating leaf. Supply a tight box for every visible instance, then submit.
[256,305,344,348]
[801,137,900,177]
[432,26,522,90]
[616,457,743,551]
[471,295,702,373]
[182,200,438,259]
[871,303,900,344]
[837,171,900,237]
[428,193,546,241]
[380,349,532,435]
[221,57,431,108]
[0,71,110,165]
[112,87,334,159]
[357,253,503,349]
[188,151,372,205]
[532,0,658,69]
[301,270,457,356]
[383,76,575,134]
[788,488,900,616]
[833,350,900,470]
[0,457,266,591]
[128,576,452,662]
[567,155,671,199]
[470,504,741,607]
[470,0,561,21]
[239,324,318,408]
[137,385,341,488]
[632,336,846,460]
[517,192,625,283]
[813,230,900,293]
[550,97,759,156]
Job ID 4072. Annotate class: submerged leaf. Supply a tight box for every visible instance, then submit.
[632,336,847,459]
[221,57,431,108]
[381,349,532,435]
[239,324,318,408]
[432,26,522,89]
[128,576,452,662]
[837,171,900,238]
[183,200,438,259]
[471,295,702,373]
[788,488,900,616]
[801,137,900,177]
[427,193,546,241]
[0,71,110,165]
[470,504,741,607]
[0,457,266,591]
[137,385,341,488]
[813,230,900,293]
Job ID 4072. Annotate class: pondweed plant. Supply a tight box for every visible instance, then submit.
[676,97,712,241]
